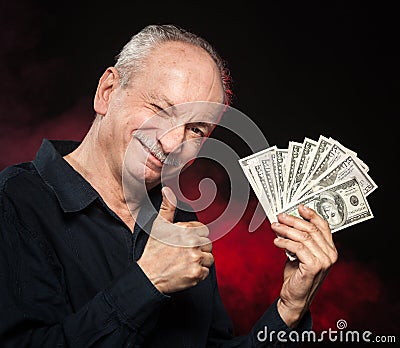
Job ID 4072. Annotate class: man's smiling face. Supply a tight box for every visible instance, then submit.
[96,41,225,188]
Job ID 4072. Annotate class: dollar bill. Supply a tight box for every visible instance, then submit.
[287,137,318,203]
[239,148,276,222]
[253,161,277,219]
[278,177,374,233]
[274,148,288,211]
[256,147,279,214]
[239,155,263,197]
[297,154,378,199]
[297,140,353,194]
[296,135,334,193]
[239,135,376,260]
[328,138,369,173]
[283,141,303,206]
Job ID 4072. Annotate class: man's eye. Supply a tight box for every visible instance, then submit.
[188,126,205,137]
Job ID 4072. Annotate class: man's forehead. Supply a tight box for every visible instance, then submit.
[152,40,211,61]
[139,42,225,104]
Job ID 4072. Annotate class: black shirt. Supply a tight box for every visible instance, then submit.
[0,139,311,347]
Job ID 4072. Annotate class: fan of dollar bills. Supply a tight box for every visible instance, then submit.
[239,135,377,234]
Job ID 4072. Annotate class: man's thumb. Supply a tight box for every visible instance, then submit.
[158,186,177,222]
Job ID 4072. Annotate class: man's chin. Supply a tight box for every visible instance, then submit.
[125,163,187,191]
[143,167,162,187]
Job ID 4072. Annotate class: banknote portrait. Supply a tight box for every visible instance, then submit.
[315,191,346,229]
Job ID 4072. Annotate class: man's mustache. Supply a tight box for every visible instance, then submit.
[133,131,182,167]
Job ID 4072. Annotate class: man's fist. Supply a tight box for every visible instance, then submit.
[137,186,214,294]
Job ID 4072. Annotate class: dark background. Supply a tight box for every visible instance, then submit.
[1,1,398,346]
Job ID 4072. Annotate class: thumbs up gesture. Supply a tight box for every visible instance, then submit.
[137,187,214,294]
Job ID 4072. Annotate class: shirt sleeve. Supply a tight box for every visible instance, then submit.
[206,264,312,348]
[0,192,169,347]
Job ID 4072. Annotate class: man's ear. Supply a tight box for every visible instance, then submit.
[93,67,120,116]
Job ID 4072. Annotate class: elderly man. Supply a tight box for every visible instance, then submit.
[0,24,337,347]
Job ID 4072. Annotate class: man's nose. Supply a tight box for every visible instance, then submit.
[158,125,185,154]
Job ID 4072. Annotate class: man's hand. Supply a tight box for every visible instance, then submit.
[137,186,214,294]
[271,204,338,328]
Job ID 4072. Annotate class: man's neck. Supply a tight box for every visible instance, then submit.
[63,125,145,231]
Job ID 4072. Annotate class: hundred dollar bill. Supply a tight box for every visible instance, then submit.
[287,137,318,203]
[297,154,378,199]
[329,137,369,173]
[297,135,334,193]
[239,155,263,197]
[256,146,279,213]
[253,161,277,218]
[297,140,353,195]
[283,141,303,206]
[278,177,374,233]
[252,171,277,223]
[273,148,288,211]
[329,137,357,157]
[239,149,276,221]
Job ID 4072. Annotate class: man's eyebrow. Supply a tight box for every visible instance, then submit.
[149,94,175,109]
[190,121,213,128]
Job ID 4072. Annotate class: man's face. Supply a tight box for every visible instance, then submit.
[97,41,225,188]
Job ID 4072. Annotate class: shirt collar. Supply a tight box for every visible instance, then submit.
[32,139,99,212]
[133,184,163,235]
[32,139,165,228]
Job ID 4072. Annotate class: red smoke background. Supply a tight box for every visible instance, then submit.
[1,1,398,346]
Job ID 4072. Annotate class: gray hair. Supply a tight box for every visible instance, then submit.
[114,24,233,105]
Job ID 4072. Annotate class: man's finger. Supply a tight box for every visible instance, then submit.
[175,222,210,237]
[297,204,332,239]
[200,252,214,268]
[199,238,212,252]
[157,186,177,223]
[276,208,335,249]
